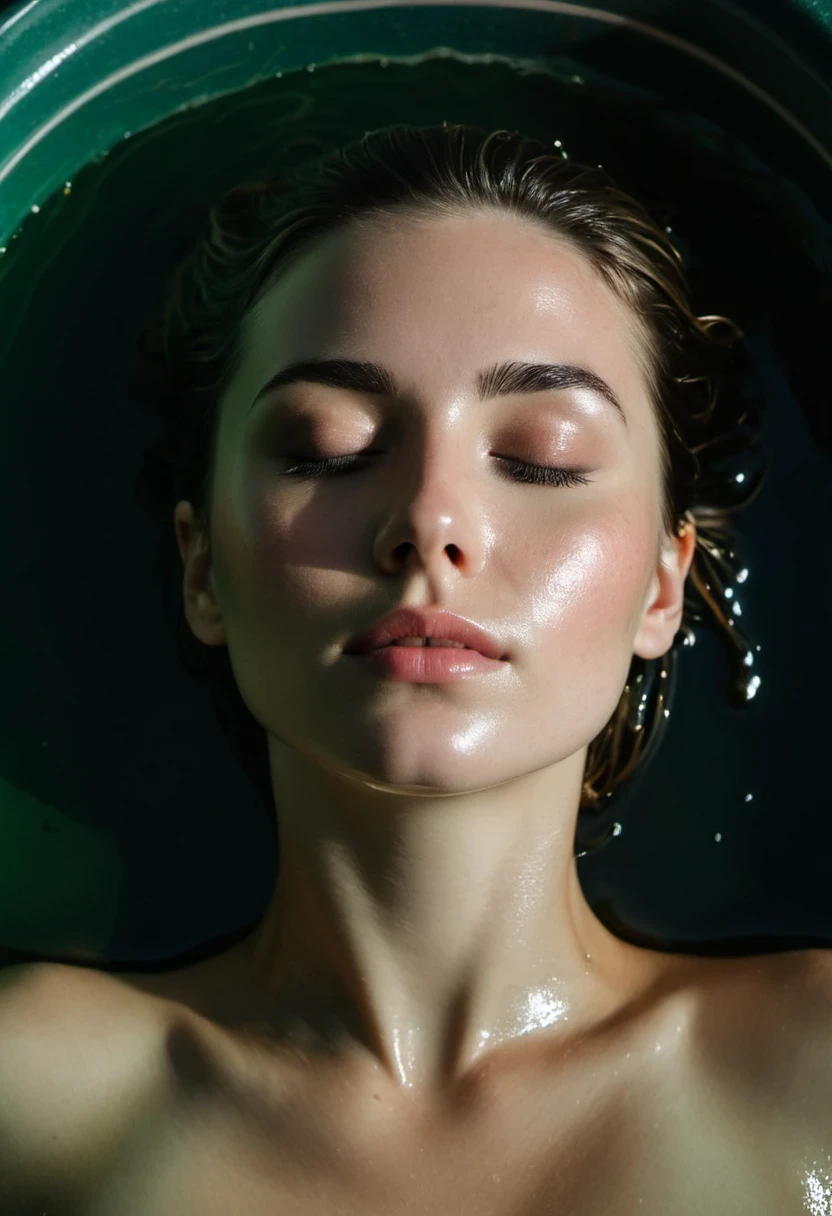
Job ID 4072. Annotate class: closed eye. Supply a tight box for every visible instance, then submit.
[278,452,592,488]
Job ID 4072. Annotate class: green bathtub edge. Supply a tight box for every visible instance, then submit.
[1,0,832,243]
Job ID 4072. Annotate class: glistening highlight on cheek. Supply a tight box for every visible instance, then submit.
[539,526,646,619]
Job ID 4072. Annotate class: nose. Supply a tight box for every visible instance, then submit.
[371,434,489,582]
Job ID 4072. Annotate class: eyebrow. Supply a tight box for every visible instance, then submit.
[248,358,627,426]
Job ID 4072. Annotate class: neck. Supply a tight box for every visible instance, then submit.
[239,738,660,1094]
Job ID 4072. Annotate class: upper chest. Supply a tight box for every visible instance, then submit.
[78,978,829,1216]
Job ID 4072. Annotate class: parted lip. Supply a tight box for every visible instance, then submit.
[344,608,509,661]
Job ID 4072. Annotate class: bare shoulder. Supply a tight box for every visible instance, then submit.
[686,947,832,1148]
[747,948,832,1145]
[729,945,832,1029]
[0,960,170,1212]
[760,946,832,1059]
[776,944,832,1002]
[687,945,832,1048]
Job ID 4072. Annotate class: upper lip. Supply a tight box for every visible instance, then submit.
[344,609,509,661]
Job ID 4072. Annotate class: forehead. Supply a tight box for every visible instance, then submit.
[236,208,651,412]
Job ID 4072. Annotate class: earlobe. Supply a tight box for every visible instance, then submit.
[173,501,194,570]
[631,516,697,661]
[182,568,226,647]
[174,502,226,647]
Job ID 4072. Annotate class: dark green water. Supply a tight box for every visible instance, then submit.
[0,50,830,966]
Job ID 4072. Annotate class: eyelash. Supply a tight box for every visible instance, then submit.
[280,453,592,489]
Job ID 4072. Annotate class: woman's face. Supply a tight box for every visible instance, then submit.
[181,208,690,793]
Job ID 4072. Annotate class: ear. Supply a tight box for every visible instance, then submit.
[632,515,697,661]
[173,501,226,647]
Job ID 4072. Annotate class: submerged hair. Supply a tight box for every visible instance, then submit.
[131,121,767,850]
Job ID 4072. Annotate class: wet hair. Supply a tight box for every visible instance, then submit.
[131,121,765,841]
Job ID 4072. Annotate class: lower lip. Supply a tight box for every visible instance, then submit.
[346,645,507,682]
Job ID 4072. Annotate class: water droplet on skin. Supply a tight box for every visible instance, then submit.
[570,74,584,85]
[803,1159,832,1215]
[744,793,753,802]
[31,204,40,214]
[714,832,722,842]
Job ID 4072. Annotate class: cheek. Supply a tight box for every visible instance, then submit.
[523,513,653,644]
[520,516,654,746]
[515,513,654,743]
[211,484,361,620]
